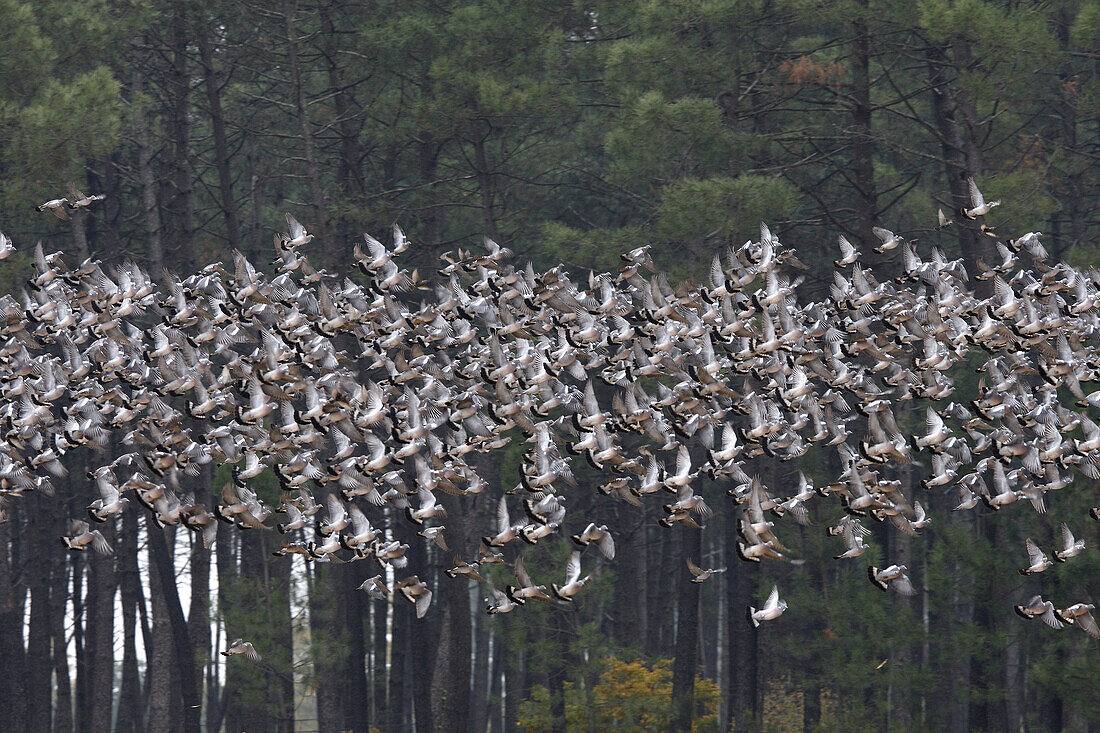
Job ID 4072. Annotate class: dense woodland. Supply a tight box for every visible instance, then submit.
[0,0,1099,731]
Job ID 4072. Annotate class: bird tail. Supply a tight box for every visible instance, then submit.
[1013,605,1031,620]
[747,606,759,628]
[868,566,887,591]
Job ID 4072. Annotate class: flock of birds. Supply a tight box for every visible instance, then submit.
[1,179,1098,663]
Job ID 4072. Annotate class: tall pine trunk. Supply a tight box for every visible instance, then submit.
[670,525,702,731]
[168,0,196,273]
[926,43,993,279]
[147,520,201,732]
[470,589,492,733]
[115,505,144,733]
[27,495,54,733]
[0,516,28,730]
[187,473,213,732]
[87,521,116,733]
[51,536,73,733]
[319,0,365,272]
[726,497,758,730]
[849,0,879,265]
[132,52,165,276]
[432,493,472,731]
[283,0,332,264]
[196,16,242,252]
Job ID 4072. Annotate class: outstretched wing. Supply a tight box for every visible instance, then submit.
[765,585,780,610]
[891,573,916,596]
[565,550,582,585]
[243,642,262,662]
[1025,538,1045,566]
[514,556,534,587]
[1060,523,1075,551]
[967,177,984,208]
[1040,603,1064,630]
[414,589,432,619]
[91,531,113,556]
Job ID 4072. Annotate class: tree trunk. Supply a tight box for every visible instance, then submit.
[849,0,879,266]
[0,515,28,731]
[547,608,569,733]
[388,596,411,731]
[488,630,504,733]
[87,521,116,733]
[319,0,366,272]
[27,497,53,733]
[613,503,646,650]
[116,508,144,733]
[132,55,165,276]
[501,613,520,733]
[73,546,88,733]
[670,525,702,731]
[432,494,471,731]
[246,135,266,263]
[470,591,491,733]
[404,523,437,733]
[188,473,213,732]
[726,502,758,730]
[215,520,238,733]
[168,0,195,273]
[888,456,914,730]
[926,43,993,281]
[68,209,91,262]
[282,0,332,264]
[373,595,390,727]
[472,131,501,243]
[147,523,176,733]
[269,540,296,733]
[195,15,242,252]
[309,546,346,732]
[1054,8,1085,260]
[147,519,201,732]
[345,561,370,732]
[947,517,973,733]
[51,543,73,733]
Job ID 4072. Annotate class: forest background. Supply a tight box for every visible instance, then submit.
[0,0,1098,731]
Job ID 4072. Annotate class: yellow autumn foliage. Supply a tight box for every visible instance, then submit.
[518,656,719,732]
